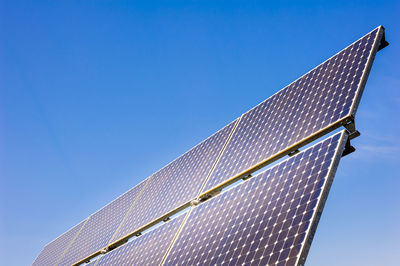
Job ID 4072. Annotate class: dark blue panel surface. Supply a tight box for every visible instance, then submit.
[94,214,185,266]
[202,27,382,193]
[32,219,87,266]
[111,120,237,244]
[164,131,348,266]
[58,181,147,266]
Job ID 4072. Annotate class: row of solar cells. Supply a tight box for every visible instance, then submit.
[85,131,347,266]
[32,26,383,266]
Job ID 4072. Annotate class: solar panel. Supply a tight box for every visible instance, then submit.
[58,180,148,266]
[163,131,348,266]
[200,26,385,196]
[108,120,238,246]
[32,26,388,266]
[93,214,186,266]
[32,219,87,266]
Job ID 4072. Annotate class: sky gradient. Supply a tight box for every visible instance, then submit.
[1,1,399,265]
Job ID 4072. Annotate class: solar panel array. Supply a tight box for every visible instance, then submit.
[109,119,238,245]
[95,214,185,266]
[77,131,347,266]
[32,219,87,266]
[164,131,347,266]
[58,181,148,265]
[55,118,238,265]
[33,26,387,266]
[201,26,381,194]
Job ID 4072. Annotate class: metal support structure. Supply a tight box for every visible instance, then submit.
[242,174,252,181]
[378,30,389,51]
[190,199,200,206]
[342,138,356,157]
[344,119,360,140]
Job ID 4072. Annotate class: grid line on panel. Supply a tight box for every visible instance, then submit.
[32,219,88,266]
[195,116,242,198]
[55,219,89,266]
[108,120,238,246]
[106,178,150,247]
[199,26,383,197]
[92,214,186,266]
[59,180,149,266]
[163,131,347,266]
[159,209,193,266]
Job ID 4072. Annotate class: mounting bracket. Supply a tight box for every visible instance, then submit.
[344,120,360,140]
[190,198,201,206]
[378,30,389,51]
[288,149,300,157]
[242,174,252,181]
[342,137,356,157]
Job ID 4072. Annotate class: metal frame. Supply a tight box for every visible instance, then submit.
[295,130,348,266]
[349,26,386,117]
[56,219,89,265]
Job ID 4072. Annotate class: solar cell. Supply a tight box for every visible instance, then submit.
[32,219,87,266]
[163,131,348,266]
[58,180,148,266]
[201,26,385,195]
[93,214,186,266]
[108,120,238,246]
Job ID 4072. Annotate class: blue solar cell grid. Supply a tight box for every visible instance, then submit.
[32,219,87,266]
[110,120,237,244]
[58,180,147,265]
[164,131,347,266]
[94,214,185,266]
[202,26,383,193]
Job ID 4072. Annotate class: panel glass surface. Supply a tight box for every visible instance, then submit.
[94,214,185,266]
[164,131,347,266]
[32,219,87,266]
[110,120,237,243]
[58,181,147,266]
[202,27,382,193]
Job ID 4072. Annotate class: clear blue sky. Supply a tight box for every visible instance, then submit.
[1,1,399,265]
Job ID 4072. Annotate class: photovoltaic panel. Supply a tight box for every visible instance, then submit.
[93,214,185,266]
[164,131,347,266]
[32,219,87,266]
[32,26,388,266]
[201,26,384,195]
[58,180,147,266]
[109,120,237,245]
